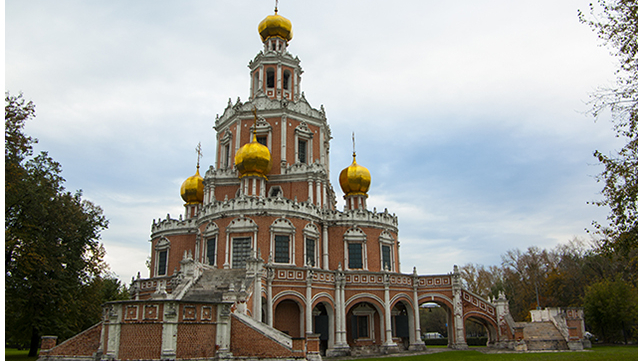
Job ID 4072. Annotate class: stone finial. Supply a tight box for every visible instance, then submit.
[137,271,141,279]
[337,262,343,271]
[413,266,417,276]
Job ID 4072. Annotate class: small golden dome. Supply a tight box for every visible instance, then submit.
[258,9,293,42]
[235,134,272,179]
[339,153,371,196]
[180,167,204,204]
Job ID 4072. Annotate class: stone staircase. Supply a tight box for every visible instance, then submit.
[522,322,568,350]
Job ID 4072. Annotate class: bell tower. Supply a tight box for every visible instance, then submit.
[250,7,302,101]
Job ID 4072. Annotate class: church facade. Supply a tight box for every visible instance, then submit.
[37,9,588,361]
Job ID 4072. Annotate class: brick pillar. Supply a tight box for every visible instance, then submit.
[39,336,57,356]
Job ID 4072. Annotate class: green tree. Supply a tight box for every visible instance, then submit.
[5,92,110,356]
[580,0,638,282]
[583,279,637,343]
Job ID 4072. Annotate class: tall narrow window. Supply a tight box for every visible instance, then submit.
[206,237,216,266]
[283,71,291,90]
[254,72,260,93]
[157,250,167,276]
[267,69,275,88]
[232,237,251,269]
[348,243,363,269]
[274,235,290,263]
[257,136,267,146]
[306,238,316,267]
[298,140,307,163]
[223,144,230,169]
[382,245,391,271]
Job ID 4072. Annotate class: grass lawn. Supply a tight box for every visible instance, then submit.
[4,345,638,361]
[334,345,638,361]
[5,348,38,361]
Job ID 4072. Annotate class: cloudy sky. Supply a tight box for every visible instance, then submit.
[6,1,621,283]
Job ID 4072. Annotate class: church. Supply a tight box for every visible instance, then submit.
[37,8,587,361]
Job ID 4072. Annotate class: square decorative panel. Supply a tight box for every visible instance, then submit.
[202,306,212,321]
[144,305,158,320]
[125,305,138,320]
[183,306,197,321]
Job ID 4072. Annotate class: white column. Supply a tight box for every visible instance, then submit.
[383,276,395,346]
[281,116,287,173]
[224,233,230,269]
[308,178,313,202]
[316,180,321,207]
[334,276,342,345]
[306,272,313,334]
[253,268,262,322]
[215,304,232,358]
[322,224,329,270]
[267,270,274,326]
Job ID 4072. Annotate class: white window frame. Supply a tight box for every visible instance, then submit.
[303,223,320,268]
[294,121,313,165]
[379,231,396,272]
[344,227,367,270]
[155,237,170,277]
[270,218,296,265]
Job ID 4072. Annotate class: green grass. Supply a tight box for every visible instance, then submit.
[4,345,638,361]
[338,345,638,361]
[5,348,38,361]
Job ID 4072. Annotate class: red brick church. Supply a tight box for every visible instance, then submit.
[38,8,588,361]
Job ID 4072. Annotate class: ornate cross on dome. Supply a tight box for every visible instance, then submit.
[195,142,202,169]
[275,0,279,13]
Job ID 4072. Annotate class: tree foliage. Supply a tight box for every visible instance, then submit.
[5,92,115,356]
[583,279,637,343]
[579,0,638,279]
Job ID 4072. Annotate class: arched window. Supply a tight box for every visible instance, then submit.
[283,70,291,91]
[266,68,275,88]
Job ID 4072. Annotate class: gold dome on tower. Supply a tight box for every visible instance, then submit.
[180,167,204,205]
[339,153,371,197]
[235,134,272,180]
[258,8,293,42]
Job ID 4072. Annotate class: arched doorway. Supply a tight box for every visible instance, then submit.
[464,313,498,347]
[312,302,333,356]
[418,299,453,347]
[346,302,382,349]
[391,301,411,349]
[274,299,303,337]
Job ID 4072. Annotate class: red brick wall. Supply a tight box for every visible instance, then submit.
[176,324,217,359]
[230,315,303,358]
[118,323,162,360]
[43,323,101,357]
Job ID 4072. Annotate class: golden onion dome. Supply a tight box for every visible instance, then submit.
[339,153,371,196]
[235,134,272,179]
[258,9,293,42]
[180,167,204,204]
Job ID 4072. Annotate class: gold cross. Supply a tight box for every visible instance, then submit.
[195,142,202,169]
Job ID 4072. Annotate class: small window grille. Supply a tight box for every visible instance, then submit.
[206,238,216,266]
[232,238,251,269]
[274,235,290,263]
[348,243,363,269]
[382,245,391,271]
[157,250,167,276]
[298,140,307,163]
[306,238,316,267]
